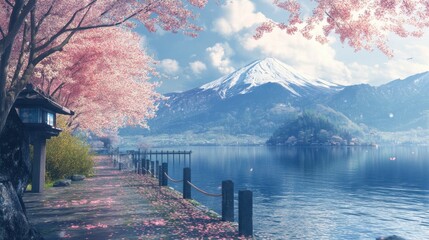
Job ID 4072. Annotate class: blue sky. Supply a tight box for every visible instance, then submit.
[137,0,429,94]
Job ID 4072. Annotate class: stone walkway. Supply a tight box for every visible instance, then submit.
[23,156,243,240]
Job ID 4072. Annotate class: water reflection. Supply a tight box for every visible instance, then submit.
[160,146,429,239]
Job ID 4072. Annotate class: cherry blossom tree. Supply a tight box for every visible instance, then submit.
[0,0,208,135]
[31,27,160,135]
[257,0,429,56]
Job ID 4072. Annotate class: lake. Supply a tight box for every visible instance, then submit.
[155,146,429,239]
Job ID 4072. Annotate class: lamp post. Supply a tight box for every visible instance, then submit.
[14,84,74,193]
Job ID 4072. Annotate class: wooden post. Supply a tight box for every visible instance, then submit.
[183,167,191,199]
[141,159,145,175]
[156,160,159,177]
[146,159,150,175]
[134,153,138,174]
[222,180,234,222]
[239,190,253,237]
[162,163,168,186]
[158,165,163,186]
[150,161,155,177]
[137,151,141,174]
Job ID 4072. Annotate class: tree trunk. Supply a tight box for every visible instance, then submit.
[0,109,43,239]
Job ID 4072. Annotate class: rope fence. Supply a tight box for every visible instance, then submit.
[111,148,253,237]
[186,180,223,197]
[164,172,183,183]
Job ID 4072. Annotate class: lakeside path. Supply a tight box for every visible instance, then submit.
[23,156,245,239]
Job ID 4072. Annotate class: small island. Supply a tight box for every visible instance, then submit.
[266,112,362,146]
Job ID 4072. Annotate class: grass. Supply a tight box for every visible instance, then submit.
[25,181,54,192]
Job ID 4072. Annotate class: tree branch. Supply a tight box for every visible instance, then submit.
[9,61,35,102]
[51,82,65,97]
[33,0,94,65]
[65,5,153,32]
[324,10,341,29]
[33,1,154,65]
[11,22,28,87]
[46,77,53,94]
[34,0,96,52]
[29,6,37,62]
[33,30,76,65]
[0,0,36,55]
[35,0,56,33]
[64,92,71,107]
[4,0,13,7]
[40,71,45,90]
[325,7,353,32]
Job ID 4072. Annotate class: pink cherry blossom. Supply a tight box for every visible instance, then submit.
[257,0,429,57]
[0,0,208,135]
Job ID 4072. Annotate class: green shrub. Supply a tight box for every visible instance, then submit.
[46,124,94,181]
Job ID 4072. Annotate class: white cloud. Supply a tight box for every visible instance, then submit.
[206,43,235,75]
[211,0,352,85]
[159,59,180,75]
[240,28,352,85]
[212,0,266,36]
[189,61,207,75]
[347,44,429,85]
[382,44,429,80]
[210,0,429,86]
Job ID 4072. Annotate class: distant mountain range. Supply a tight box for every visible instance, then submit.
[120,58,429,146]
[326,72,429,131]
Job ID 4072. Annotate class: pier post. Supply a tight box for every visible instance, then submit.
[222,180,234,222]
[146,159,150,175]
[137,149,141,174]
[150,161,155,177]
[239,190,253,237]
[156,160,159,177]
[134,153,138,174]
[158,166,163,186]
[162,163,168,186]
[183,168,191,199]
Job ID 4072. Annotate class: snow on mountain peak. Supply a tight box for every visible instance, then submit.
[200,57,341,99]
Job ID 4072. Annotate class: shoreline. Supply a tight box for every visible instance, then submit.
[125,169,246,239]
[23,155,251,239]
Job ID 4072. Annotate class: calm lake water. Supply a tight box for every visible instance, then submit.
[156,146,429,239]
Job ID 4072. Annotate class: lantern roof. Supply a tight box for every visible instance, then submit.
[14,84,74,115]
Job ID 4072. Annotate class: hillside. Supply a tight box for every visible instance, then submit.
[327,72,429,131]
[267,112,363,146]
[120,58,342,145]
[120,58,429,147]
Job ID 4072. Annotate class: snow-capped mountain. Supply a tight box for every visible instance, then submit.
[121,58,343,144]
[120,58,429,146]
[200,57,342,98]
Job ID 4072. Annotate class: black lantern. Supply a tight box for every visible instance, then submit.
[14,84,74,193]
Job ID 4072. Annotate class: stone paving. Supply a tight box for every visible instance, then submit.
[23,156,243,240]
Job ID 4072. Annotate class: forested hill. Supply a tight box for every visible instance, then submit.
[266,113,362,146]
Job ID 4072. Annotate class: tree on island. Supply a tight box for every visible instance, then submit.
[267,112,357,146]
[0,0,208,136]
